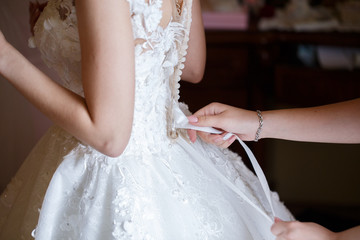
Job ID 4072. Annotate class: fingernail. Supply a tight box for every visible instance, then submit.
[187,116,198,123]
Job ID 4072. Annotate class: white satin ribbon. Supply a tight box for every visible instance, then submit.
[173,106,276,220]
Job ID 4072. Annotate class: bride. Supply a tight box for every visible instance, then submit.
[0,0,293,239]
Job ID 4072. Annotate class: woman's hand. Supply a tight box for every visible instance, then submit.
[187,102,259,147]
[271,218,337,240]
[188,128,237,148]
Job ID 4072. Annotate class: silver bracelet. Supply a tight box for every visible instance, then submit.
[254,110,263,142]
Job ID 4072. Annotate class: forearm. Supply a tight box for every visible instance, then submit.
[336,226,360,240]
[261,99,360,144]
[181,0,206,83]
[1,0,135,157]
[1,44,83,119]
[0,41,132,157]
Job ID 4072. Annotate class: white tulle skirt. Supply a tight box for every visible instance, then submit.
[0,125,293,240]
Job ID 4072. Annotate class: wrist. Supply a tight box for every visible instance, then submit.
[256,110,275,140]
[0,42,14,76]
[329,231,339,240]
[254,110,263,142]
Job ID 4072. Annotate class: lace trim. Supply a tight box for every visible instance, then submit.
[29,0,193,141]
[167,0,193,139]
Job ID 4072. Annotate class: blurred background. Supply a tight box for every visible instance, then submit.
[1,0,360,232]
[0,0,53,197]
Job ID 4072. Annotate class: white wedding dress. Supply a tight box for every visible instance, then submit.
[0,0,293,239]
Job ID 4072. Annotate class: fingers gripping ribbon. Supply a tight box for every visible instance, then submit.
[173,105,276,223]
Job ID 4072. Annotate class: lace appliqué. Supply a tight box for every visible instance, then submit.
[8,0,295,239]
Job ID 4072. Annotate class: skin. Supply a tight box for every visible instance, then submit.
[187,99,360,239]
[272,218,360,240]
[188,99,360,147]
[181,0,206,83]
[0,0,206,157]
[0,0,135,157]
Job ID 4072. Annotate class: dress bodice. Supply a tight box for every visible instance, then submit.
[0,2,295,238]
[30,0,193,147]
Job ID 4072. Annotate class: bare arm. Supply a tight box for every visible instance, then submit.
[271,219,360,240]
[181,0,206,83]
[337,226,360,240]
[188,98,360,145]
[0,0,135,157]
[262,98,360,143]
